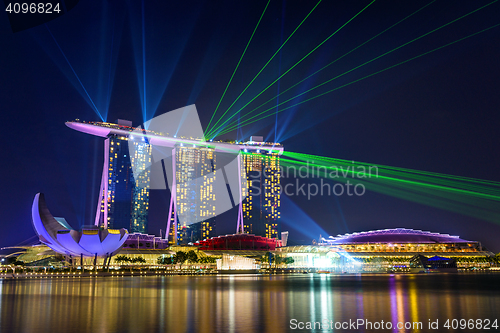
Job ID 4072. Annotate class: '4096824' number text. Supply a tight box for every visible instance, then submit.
[444,319,498,330]
[6,3,61,14]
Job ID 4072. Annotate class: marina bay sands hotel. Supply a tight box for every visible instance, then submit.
[66,107,283,245]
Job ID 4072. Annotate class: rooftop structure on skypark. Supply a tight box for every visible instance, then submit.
[65,119,283,153]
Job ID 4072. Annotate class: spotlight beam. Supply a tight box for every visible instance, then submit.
[205,0,271,138]
[104,14,116,122]
[206,0,377,138]
[205,0,323,136]
[213,21,500,137]
[45,25,104,121]
[141,0,147,122]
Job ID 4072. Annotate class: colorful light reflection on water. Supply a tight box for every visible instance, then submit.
[0,274,499,332]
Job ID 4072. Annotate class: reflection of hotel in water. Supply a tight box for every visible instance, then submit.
[7,271,494,332]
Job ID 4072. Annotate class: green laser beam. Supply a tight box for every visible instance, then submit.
[242,150,500,195]
[204,0,271,138]
[285,151,500,186]
[205,0,377,138]
[208,1,436,136]
[284,152,500,197]
[214,22,500,137]
[280,157,500,223]
[279,157,500,217]
[284,159,500,198]
[212,1,499,137]
[205,0,323,136]
[280,158,500,201]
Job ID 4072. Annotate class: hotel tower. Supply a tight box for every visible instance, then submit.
[66,109,283,244]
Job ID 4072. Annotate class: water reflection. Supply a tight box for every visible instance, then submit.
[0,274,499,332]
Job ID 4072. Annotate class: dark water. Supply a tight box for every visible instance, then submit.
[1,274,500,333]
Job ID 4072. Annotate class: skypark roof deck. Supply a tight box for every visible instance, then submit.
[66,120,283,154]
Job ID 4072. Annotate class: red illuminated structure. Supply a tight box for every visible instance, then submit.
[195,234,282,251]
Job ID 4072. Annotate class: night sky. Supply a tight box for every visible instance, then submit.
[1,1,499,251]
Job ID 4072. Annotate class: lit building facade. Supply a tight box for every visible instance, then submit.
[129,137,151,233]
[309,228,496,271]
[320,228,486,253]
[168,145,216,244]
[241,150,281,239]
[274,229,495,272]
[217,254,260,270]
[168,139,282,244]
[94,120,151,233]
[178,221,212,244]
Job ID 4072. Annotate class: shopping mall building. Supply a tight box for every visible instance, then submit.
[278,228,495,271]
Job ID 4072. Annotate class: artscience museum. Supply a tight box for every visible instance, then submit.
[31,193,129,261]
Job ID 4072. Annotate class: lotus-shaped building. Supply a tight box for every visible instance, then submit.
[31,193,128,257]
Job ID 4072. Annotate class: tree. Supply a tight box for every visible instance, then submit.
[199,256,216,264]
[157,256,173,265]
[283,257,295,265]
[264,252,273,267]
[187,250,199,264]
[494,253,500,265]
[114,255,130,265]
[3,257,24,266]
[131,256,146,264]
[274,255,282,267]
[174,251,187,268]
